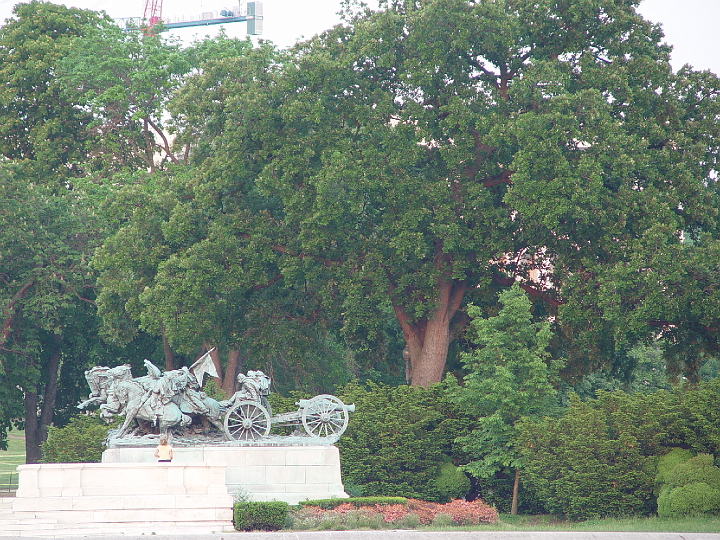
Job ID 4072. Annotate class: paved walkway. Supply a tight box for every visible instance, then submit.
[12,531,720,540]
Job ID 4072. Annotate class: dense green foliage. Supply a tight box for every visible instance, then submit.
[447,284,562,513]
[516,380,720,519]
[337,382,473,502]
[40,415,114,463]
[654,448,695,492]
[56,24,191,174]
[658,483,720,518]
[233,501,289,531]
[0,1,177,462]
[0,161,102,459]
[64,0,720,392]
[3,1,720,509]
[170,0,720,387]
[446,285,564,512]
[656,453,720,518]
[0,1,104,178]
[434,462,472,502]
[664,453,720,490]
[517,391,667,519]
[298,497,408,510]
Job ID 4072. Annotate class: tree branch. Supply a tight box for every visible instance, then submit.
[146,116,179,165]
[238,232,341,266]
[251,273,283,290]
[1,279,35,348]
[481,169,514,187]
[492,274,563,307]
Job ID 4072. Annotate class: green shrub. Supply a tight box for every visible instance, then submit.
[233,501,289,531]
[41,415,115,463]
[657,482,720,517]
[433,462,471,502]
[299,496,407,509]
[337,382,474,502]
[342,481,364,498]
[655,452,720,518]
[517,390,683,520]
[201,379,226,402]
[666,453,720,490]
[655,448,694,492]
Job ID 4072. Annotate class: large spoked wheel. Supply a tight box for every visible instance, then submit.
[224,400,271,441]
[301,394,349,440]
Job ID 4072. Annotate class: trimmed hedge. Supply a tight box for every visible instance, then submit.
[337,382,474,502]
[517,391,679,520]
[517,380,720,519]
[233,501,289,531]
[657,482,720,517]
[41,415,115,463]
[299,497,407,509]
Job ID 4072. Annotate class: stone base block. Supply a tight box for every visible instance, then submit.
[3,462,234,536]
[103,445,349,505]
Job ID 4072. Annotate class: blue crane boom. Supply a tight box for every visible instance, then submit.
[163,1,262,33]
[118,1,263,34]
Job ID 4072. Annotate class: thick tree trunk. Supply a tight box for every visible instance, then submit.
[161,325,175,371]
[394,277,466,387]
[38,344,61,442]
[204,344,224,390]
[24,345,62,464]
[24,391,40,464]
[222,349,243,397]
[511,468,520,515]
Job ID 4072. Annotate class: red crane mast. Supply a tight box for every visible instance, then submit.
[143,0,163,28]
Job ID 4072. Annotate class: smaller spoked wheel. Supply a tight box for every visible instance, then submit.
[224,400,271,441]
[301,394,349,440]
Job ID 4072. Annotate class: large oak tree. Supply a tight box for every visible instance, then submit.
[183,0,719,385]
[90,0,720,389]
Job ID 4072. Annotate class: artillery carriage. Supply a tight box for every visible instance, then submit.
[224,394,355,441]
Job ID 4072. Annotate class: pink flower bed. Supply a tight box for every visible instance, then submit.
[304,498,498,526]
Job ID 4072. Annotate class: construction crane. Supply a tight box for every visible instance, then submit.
[118,1,263,34]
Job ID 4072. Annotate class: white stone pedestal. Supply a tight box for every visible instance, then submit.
[3,462,234,536]
[102,445,349,505]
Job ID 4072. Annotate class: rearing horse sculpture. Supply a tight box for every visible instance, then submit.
[79,355,225,438]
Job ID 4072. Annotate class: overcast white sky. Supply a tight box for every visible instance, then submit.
[0,0,718,73]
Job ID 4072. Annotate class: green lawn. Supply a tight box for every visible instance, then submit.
[426,514,720,533]
[0,430,24,493]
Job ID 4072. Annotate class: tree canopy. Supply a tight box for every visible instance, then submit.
[146,0,720,385]
[0,1,106,179]
[0,162,101,460]
[3,0,720,463]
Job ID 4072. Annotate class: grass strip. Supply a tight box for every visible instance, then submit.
[0,431,24,493]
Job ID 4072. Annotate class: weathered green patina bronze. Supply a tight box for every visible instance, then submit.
[79,355,354,445]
